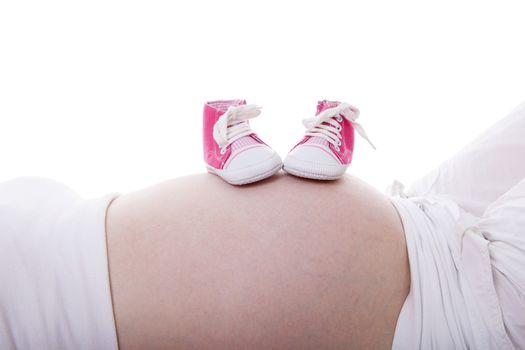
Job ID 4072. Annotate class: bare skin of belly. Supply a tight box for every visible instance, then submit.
[105,173,410,349]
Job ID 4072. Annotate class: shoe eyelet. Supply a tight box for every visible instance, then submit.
[336,125,342,131]
[336,116,343,122]
[220,147,227,155]
[337,140,342,146]
[335,146,340,152]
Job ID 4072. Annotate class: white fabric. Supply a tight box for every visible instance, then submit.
[478,179,525,347]
[408,101,525,217]
[0,177,119,350]
[302,102,376,150]
[391,100,525,349]
[390,195,514,349]
[212,104,261,150]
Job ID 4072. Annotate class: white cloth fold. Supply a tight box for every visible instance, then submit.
[0,177,119,350]
[390,193,515,349]
[391,101,525,349]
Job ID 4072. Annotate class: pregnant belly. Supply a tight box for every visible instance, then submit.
[106,173,409,349]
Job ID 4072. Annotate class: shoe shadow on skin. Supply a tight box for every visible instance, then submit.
[205,170,348,190]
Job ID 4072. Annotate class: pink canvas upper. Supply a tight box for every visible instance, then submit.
[291,100,356,165]
[203,100,266,169]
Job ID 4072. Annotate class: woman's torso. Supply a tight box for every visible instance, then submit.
[105,173,409,349]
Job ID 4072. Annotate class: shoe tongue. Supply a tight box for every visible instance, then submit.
[212,99,246,113]
[304,135,330,147]
[316,100,340,115]
[231,135,260,152]
[305,100,342,147]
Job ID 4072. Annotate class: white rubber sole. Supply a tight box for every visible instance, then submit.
[282,153,347,180]
[207,152,283,185]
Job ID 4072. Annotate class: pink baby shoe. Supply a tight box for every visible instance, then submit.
[283,100,375,180]
[203,100,282,185]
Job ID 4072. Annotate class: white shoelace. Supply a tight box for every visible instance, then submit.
[302,102,376,151]
[213,104,261,153]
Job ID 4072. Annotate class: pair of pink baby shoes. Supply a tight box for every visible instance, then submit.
[203,99,375,185]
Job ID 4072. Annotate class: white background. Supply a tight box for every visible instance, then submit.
[1,0,524,197]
